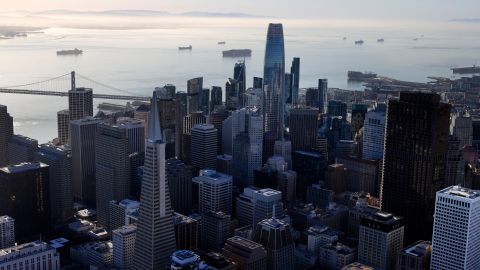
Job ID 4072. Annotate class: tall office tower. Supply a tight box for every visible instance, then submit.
[263,23,285,141]
[129,152,145,199]
[211,86,223,112]
[201,211,231,251]
[0,162,50,242]
[34,144,73,225]
[318,79,328,113]
[191,124,217,171]
[358,212,404,270]
[362,103,386,160]
[201,88,211,115]
[0,216,14,249]
[234,61,246,107]
[133,91,176,270]
[226,78,240,110]
[134,104,149,139]
[253,215,294,270]
[181,112,206,163]
[326,164,347,194]
[445,136,464,187]
[113,224,137,270]
[305,88,319,108]
[337,156,380,197]
[290,58,300,106]
[253,77,263,89]
[351,104,368,135]
[95,123,131,229]
[452,110,473,147]
[223,236,268,270]
[430,186,480,270]
[166,158,193,215]
[328,100,347,119]
[274,139,292,169]
[252,189,283,226]
[193,169,233,214]
[284,73,293,105]
[381,92,450,243]
[398,241,431,270]
[156,84,176,99]
[187,77,203,114]
[217,154,233,175]
[170,250,202,269]
[174,212,199,251]
[115,117,145,154]
[8,134,38,164]
[208,108,229,155]
[0,241,60,270]
[223,108,261,155]
[69,87,93,121]
[236,187,257,227]
[245,88,263,110]
[71,117,99,205]
[277,170,296,203]
[289,107,318,152]
[156,94,178,158]
[231,109,263,187]
[57,109,70,145]
[0,105,13,167]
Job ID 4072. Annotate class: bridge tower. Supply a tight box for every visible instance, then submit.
[71,71,76,91]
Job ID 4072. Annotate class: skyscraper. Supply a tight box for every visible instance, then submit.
[289,107,319,152]
[430,186,480,270]
[193,169,233,214]
[133,91,176,270]
[327,100,347,119]
[57,109,70,145]
[381,92,450,243]
[223,236,268,270]
[0,105,13,167]
[252,188,283,226]
[187,77,203,114]
[210,86,223,112]
[68,87,93,121]
[191,124,217,171]
[173,212,199,252]
[166,158,193,215]
[201,88,211,115]
[318,79,328,114]
[234,61,246,108]
[113,224,137,270]
[156,94,178,158]
[0,162,50,242]
[226,78,240,110]
[0,216,15,249]
[362,103,386,160]
[8,134,38,164]
[201,211,231,251]
[263,23,285,140]
[181,112,206,163]
[253,77,263,89]
[34,143,73,225]
[208,108,229,155]
[290,58,300,106]
[70,117,100,205]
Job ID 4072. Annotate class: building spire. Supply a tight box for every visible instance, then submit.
[147,90,162,142]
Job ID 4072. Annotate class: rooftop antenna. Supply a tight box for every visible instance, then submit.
[272,204,276,219]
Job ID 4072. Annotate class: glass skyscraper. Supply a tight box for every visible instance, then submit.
[263,23,285,140]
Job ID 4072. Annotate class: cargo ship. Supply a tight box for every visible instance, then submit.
[377,38,384,43]
[452,65,480,74]
[348,71,378,81]
[218,41,226,45]
[178,45,192,50]
[222,49,252,58]
[56,48,83,55]
[355,40,364,45]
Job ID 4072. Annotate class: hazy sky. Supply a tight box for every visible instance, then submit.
[4,0,480,20]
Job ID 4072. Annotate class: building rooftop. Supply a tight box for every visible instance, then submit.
[0,216,14,223]
[171,250,200,267]
[196,169,232,183]
[118,199,140,209]
[0,240,54,262]
[76,208,96,218]
[342,262,374,270]
[113,224,137,236]
[226,236,263,250]
[0,162,48,174]
[72,241,113,255]
[192,123,215,131]
[173,212,197,225]
[439,185,480,200]
[10,134,38,144]
[402,241,432,257]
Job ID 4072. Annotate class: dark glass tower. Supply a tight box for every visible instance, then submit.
[0,105,13,167]
[187,77,203,114]
[133,90,176,269]
[381,92,450,244]
[290,58,300,105]
[234,62,246,108]
[263,23,285,140]
[318,79,328,114]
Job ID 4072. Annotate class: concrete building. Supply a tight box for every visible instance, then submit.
[34,144,73,225]
[68,87,93,121]
[362,103,386,160]
[451,110,473,147]
[252,189,283,226]
[358,212,404,270]
[109,199,140,231]
[431,186,480,270]
[57,109,70,145]
[167,158,193,215]
[336,156,380,197]
[70,117,100,205]
[289,107,318,152]
[319,242,357,270]
[191,124,217,171]
[193,169,233,214]
[236,187,257,227]
[306,225,339,254]
[8,134,38,164]
[70,241,113,268]
[0,162,50,242]
[201,211,231,251]
[0,240,60,270]
[328,100,347,119]
[0,216,14,249]
[113,224,137,270]
[397,241,431,270]
[174,212,199,252]
[208,108,229,155]
[210,86,223,112]
[181,111,206,163]
[223,236,267,270]
[0,105,14,167]
[187,77,203,114]
[170,250,202,269]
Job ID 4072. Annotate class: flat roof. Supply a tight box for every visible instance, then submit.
[439,185,480,200]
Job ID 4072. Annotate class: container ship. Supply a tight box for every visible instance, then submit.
[56,48,83,55]
[222,49,252,57]
[452,65,480,74]
[355,40,364,45]
[178,45,192,50]
[348,71,378,81]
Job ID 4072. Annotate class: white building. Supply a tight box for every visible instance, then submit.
[362,104,386,160]
[431,186,480,270]
[193,169,233,214]
[0,216,14,249]
[0,240,60,270]
[113,224,137,270]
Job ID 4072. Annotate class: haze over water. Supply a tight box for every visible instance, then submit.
[1,14,479,143]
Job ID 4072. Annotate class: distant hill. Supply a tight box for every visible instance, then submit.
[449,18,480,23]
[31,9,262,18]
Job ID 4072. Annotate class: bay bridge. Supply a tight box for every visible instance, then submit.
[0,71,150,101]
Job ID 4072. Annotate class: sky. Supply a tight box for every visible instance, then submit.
[3,0,480,21]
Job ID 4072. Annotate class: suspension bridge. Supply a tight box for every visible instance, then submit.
[0,71,150,101]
